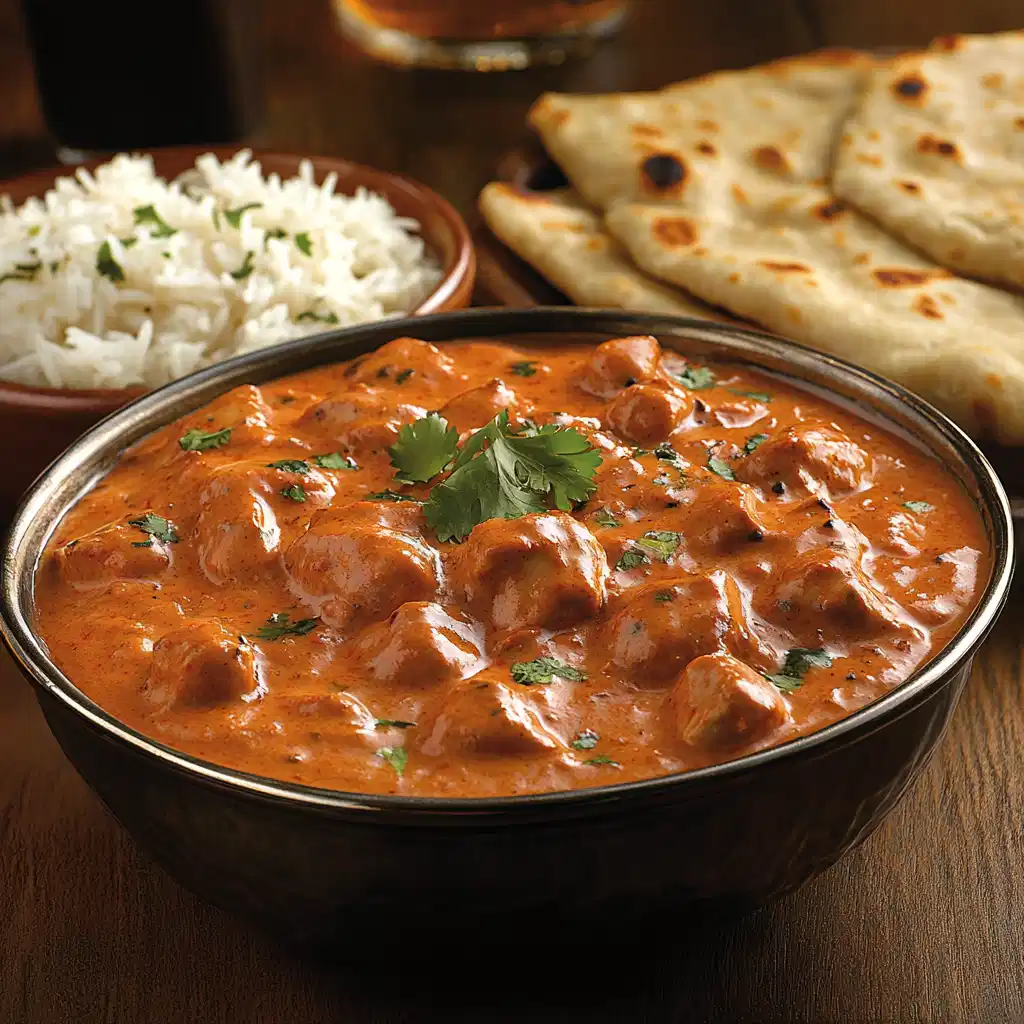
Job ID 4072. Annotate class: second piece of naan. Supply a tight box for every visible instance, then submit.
[833,31,1024,292]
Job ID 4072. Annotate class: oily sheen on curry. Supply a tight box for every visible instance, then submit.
[34,335,988,797]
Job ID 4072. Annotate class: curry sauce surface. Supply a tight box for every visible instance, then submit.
[34,336,989,797]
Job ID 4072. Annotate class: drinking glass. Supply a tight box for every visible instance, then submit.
[334,0,630,70]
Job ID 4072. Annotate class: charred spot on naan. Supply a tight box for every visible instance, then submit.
[631,123,664,139]
[751,145,792,176]
[812,199,848,222]
[891,73,928,103]
[916,135,961,160]
[898,180,922,195]
[872,267,950,288]
[1015,117,1024,132]
[640,153,687,195]
[913,295,944,320]
[760,261,811,274]
[856,154,883,167]
[695,141,717,157]
[652,216,698,247]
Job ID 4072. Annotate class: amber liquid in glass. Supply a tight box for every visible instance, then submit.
[343,0,625,39]
[336,0,628,69]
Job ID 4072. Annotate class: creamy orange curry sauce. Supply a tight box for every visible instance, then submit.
[35,335,988,797]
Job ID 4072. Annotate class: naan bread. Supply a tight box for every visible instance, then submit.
[532,47,1024,443]
[478,182,717,317]
[833,31,1024,291]
[529,50,873,210]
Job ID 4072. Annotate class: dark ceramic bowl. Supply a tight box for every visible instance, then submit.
[0,147,475,515]
[0,309,1013,945]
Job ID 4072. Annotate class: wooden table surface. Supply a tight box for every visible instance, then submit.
[2,1,1023,1021]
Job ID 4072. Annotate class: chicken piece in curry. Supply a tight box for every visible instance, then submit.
[35,335,988,797]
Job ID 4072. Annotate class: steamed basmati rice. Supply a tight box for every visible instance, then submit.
[0,150,443,389]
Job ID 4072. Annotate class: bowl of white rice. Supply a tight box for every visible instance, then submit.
[0,146,474,510]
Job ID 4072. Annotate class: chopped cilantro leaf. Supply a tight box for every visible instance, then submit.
[616,548,649,572]
[179,426,231,451]
[707,455,736,480]
[375,719,415,730]
[422,411,601,543]
[594,508,620,528]
[743,433,769,455]
[255,613,319,641]
[96,241,124,282]
[389,413,460,483]
[676,365,716,390]
[230,251,255,280]
[902,501,935,514]
[510,657,587,686]
[367,490,423,503]
[127,513,179,544]
[223,202,262,228]
[294,232,313,256]
[654,444,686,470]
[395,368,414,385]
[571,729,600,751]
[131,539,153,548]
[182,428,235,452]
[767,648,833,692]
[583,754,620,767]
[510,360,538,377]
[132,204,177,238]
[376,746,407,776]
[267,459,310,474]
[0,260,42,285]
[120,236,138,249]
[280,484,307,502]
[731,389,772,402]
[654,590,675,603]
[314,452,357,470]
[296,310,339,325]
[265,227,288,243]
[635,530,681,561]
[632,448,651,458]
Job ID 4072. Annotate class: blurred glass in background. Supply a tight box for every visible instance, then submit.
[335,0,630,70]
[19,0,260,161]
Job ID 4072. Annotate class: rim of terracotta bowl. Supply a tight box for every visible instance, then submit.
[0,308,1014,819]
[0,145,475,416]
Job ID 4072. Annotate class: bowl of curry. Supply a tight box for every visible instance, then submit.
[1,308,1013,942]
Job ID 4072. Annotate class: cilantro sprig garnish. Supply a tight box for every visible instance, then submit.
[389,413,460,483]
[128,513,179,545]
[511,657,588,686]
[254,613,319,641]
[394,410,600,543]
[902,501,935,514]
[767,648,833,692]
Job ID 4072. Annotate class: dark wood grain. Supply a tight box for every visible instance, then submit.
[1,1,1023,1021]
